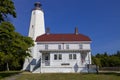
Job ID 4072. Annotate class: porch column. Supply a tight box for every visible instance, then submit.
[40,53,42,73]
[88,51,91,64]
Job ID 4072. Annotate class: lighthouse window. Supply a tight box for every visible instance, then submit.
[33,12,35,15]
[32,25,34,28]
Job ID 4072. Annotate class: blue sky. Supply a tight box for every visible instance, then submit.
[12,0,120,55]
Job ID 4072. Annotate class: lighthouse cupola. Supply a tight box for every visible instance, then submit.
[34,2,42,10]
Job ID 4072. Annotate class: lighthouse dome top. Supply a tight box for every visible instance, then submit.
[34,2,42,10]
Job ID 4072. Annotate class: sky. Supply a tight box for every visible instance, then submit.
[12,0,120,55]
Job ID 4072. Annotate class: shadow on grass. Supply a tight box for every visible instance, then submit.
[0,71,22,79]
[99,72,120,76]
[81,72,120,76]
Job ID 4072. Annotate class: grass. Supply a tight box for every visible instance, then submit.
[0,71,120,80]
[0,71,21,79]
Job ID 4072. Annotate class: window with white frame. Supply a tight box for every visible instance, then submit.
[73,54,76,59]
[69,54,72,59]
[58,45,61,50]
[54,54,57,60]
[69,54,77,60]
[45,44,48,50]
[66,44,69,49]
[54,54,62,60]
[59,54,62,60]
[79,44,83,49]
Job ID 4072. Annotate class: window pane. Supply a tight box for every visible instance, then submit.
[69,54,72,59]
[66,44,69,49]
[59,54,62,60]
[73,54,76,59]
[58,45,61,50]
[54,54,57,60]
[45,56,48,60]
[79,44,83,49]
[45,45,48,50]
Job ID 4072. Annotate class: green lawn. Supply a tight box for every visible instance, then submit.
[0,71,120,80]
[16,73,120,80]
[0,71,21,79]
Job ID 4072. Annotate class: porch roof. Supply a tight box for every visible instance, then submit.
[39,49,90,53]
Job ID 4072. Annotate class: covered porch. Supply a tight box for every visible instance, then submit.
[39,50,91,73]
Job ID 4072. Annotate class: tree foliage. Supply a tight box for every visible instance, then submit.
[0,22,34,71]
[0,0,34,71]
[0,0,16,22]
[92,51,120,67]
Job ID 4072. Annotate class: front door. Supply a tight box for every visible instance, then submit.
[43,53,50,66]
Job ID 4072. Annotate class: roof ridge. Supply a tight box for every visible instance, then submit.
[36,33,91,42]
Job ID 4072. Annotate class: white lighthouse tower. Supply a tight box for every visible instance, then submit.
[28,2,45,40]
[23,2,45,71]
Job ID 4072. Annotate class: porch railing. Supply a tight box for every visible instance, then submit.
[40,49,90,53]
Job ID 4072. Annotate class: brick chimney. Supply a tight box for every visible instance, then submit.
[75,27,79,35]
[46,28,50,35]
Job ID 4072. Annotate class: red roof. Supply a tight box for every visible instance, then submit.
[36,33,91,42]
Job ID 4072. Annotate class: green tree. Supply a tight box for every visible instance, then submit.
[93,51,120,68]
[0,0,16,22]
[0,22,34,71]
[103,52,108,57]
[108,56,120,67]
[92,56,101,67]
[114,51,120,57]
[0,0,33,71]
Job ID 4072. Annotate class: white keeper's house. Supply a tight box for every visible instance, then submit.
[23,2,92,73]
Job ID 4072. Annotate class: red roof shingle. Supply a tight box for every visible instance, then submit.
[36,33,91,42]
